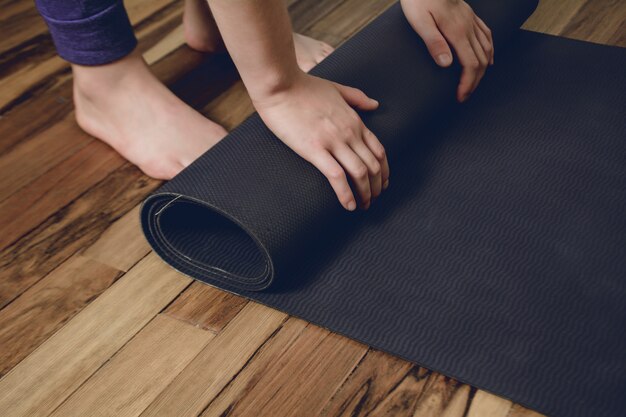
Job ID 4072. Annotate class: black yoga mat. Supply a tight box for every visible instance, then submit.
[141,1,626,416]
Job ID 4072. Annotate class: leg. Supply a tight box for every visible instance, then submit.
[184,0,225,53]
[35,0,227,179]
[183,0,335,72]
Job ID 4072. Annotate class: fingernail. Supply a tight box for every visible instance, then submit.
[371,98,379,106]
[436,54,452,66]
[347,201,357,211]
[363,201,371,210]
[383,179,389,190]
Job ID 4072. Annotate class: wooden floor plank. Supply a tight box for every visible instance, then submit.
[0,54,66,113]
[202,323,367,417]
[0,253,190,417]
[0,255,121,378]
[508,404,547,417]
[522,0,589,34]
[288,0,344,32]
[408,374,469,417]
[438,384,472,417]
[82,205,151,273]
[0,113,92,200]
[0,7,47,57]
[0,164,159,308]
[50,314,212,417]
[523,0,625,47]
[0,79,74,155]
[163,282,248,332]
[366,367,432,417]
[143,25,185,66]
[560,0,626,45]
[606,20,625,46]
[199,317,310,417]
[0,140,124,251]
[467,390,513,417]
[319,349,414,417]
[140,302,287,417]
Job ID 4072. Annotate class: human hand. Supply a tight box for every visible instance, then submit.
[252,72,389,211]
[400,0,494,102]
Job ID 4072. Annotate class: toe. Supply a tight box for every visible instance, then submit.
[321,41,334,52]
[318,42,334,61]
[316,51,331,64]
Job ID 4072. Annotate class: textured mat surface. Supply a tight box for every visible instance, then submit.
[141,1,626,416]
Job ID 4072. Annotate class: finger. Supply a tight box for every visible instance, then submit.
[308,150,356,211]
[407,13,453,67]
[331,144,372,209]
[333,83,379,111]
[454,38,480,102]
[350,137,382,200]
[473,21,493,66]
[473,24,492,66]
[362,127,390,190]
[468,32,488,93]
[474,16,494,64]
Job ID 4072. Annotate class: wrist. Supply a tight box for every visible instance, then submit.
[247,65,305,104]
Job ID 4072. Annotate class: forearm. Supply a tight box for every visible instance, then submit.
[208,0,388,211]
[207,0,300,100]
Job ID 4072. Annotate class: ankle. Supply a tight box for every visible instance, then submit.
[182,0,223,53]
[72,51,147,101]
[72,53,144,145]
[183,15,223,54]
[184,30,222,54]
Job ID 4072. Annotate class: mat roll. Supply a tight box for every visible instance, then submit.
[142,0,536,292]
[141,1,626,416]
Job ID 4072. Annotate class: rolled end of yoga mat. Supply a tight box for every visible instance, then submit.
[141,0,539,291]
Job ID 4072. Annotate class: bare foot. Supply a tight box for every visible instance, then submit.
[292,33,335,72]
[182,0,334,72]
[73,51,227,179]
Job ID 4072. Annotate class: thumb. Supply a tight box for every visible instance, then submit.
[411,15,453,67]
[334,83,379,111]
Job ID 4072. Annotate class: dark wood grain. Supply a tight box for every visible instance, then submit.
[320,349,414,417]
[0,164,158,308]
[164,282,248,333]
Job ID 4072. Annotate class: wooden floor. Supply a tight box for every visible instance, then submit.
[0,0,623,416]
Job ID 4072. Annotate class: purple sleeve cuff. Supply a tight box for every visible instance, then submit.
[38,0,137,66]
